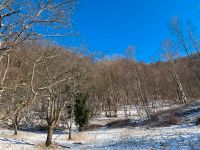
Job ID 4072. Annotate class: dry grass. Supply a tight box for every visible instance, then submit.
[119,128,132,139]
[71,132,89,142]
[34,143,62,150]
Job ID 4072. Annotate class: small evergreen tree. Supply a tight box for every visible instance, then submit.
[74,93,89,131]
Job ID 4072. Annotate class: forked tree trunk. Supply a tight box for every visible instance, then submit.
[45,125,54,146]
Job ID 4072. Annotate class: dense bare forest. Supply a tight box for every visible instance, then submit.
[0,39,200,147]
[0,0,200,149]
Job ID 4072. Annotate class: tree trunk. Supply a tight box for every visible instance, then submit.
[13,115,18,135]
[135,104,142,119]
[68,128,72,140]
[79,126,83,132]
[13,124,18,135]
[170,60,188,105]
[137,79,150,118]
[124,103,127,118]
[45,125,53,146]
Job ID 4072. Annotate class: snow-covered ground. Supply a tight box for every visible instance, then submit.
[0,102,200,150]
[0,123,199,150]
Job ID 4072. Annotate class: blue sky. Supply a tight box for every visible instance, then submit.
[57,0,200,62]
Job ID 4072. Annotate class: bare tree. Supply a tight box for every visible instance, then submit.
[0,0,76,51]
[31,47,91,146]
[0,0,77,110]
[162,40,188,105]
[0,42,47,135]
[170,17,200,83]
[187,22,200,58]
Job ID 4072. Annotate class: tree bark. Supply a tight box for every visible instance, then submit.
[79,126,83,132]
[13,124,18,135]
[45,125,53,146]
[13,114,18,135]
[170,59,188,105]
[68,128,72,140]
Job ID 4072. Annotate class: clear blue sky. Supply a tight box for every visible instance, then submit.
[57,0,200,62]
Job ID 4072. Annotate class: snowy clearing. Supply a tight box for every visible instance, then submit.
[0,123,199,150]
[0,102,200,150]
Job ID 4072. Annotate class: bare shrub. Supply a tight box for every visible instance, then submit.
[150,111,181,127]
[81,124,104,131]
[150,113,159,122]
[106,119,135,128]
[163,115,181,125]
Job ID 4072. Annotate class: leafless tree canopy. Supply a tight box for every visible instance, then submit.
[0,0,76,50]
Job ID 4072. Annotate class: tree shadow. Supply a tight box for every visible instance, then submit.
[0,137,34,146]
